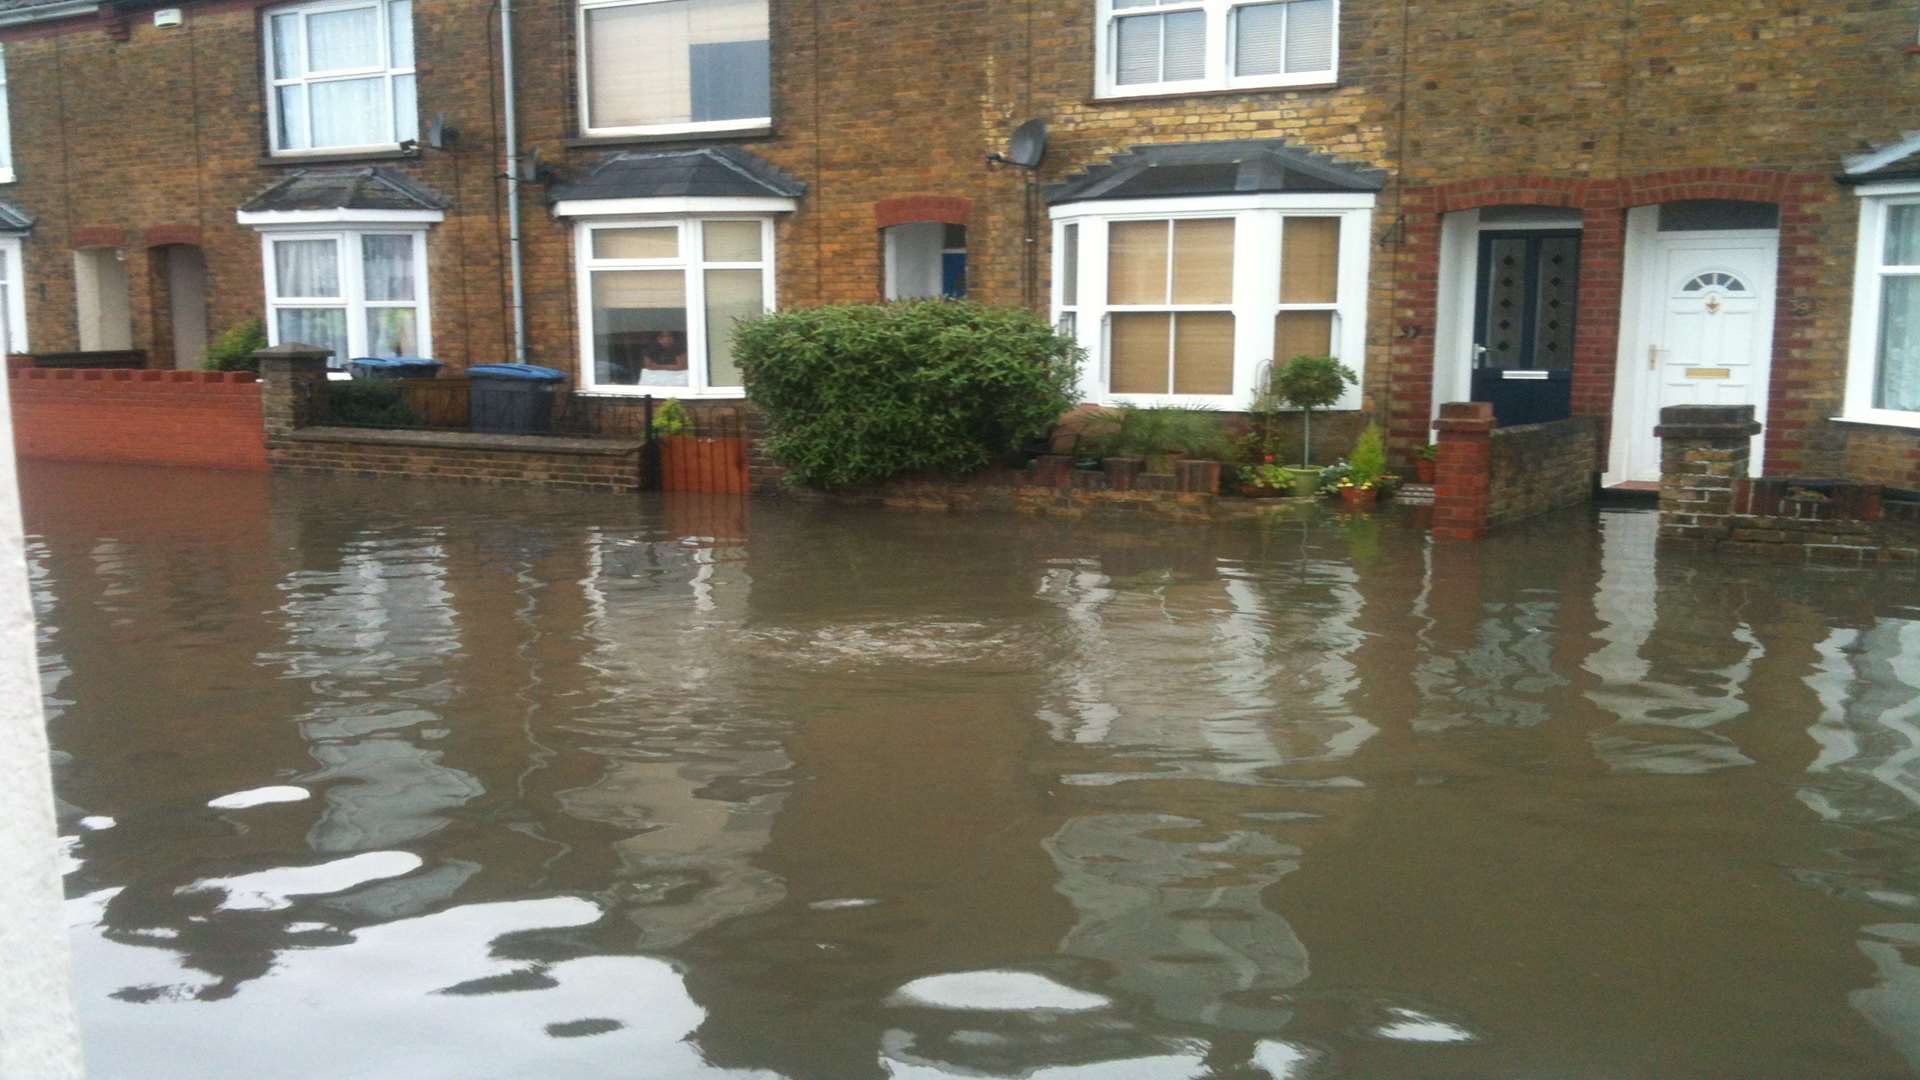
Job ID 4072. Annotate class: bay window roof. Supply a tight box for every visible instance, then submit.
[0,196,30,233]
[1047,139,1383,206]
[238,167,449,217]
[548,147,805,204]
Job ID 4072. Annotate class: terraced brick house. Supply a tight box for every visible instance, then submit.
[0,0,1918,488]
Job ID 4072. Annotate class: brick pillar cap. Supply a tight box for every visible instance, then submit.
[254,343,334,361]
[1433,400,1495,434]
[1653,404,1762,440]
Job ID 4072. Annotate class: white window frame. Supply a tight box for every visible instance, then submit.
[263,0,417,157]
[1843,181,1920,430]
[254,227,432,366]
[0,42,13,184]
[575,0,772,140]
[0,237,25,355]
[571,215,776,399]
[1094,0,1337,100]
[1050,193,1372,410]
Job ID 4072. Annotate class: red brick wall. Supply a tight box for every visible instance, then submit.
[8,368,267,470]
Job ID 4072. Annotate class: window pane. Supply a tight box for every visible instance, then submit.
[1887,206,1920,267]
[593,227,678,260]
[1110,312,1170,394]
[0,48,14,175]
[276,308,348,364]
[1281,217,1340,302]
[365,307,418,357]
[1163,11,1205,80]
[705,269,762,387]
[1275,309,1334,363]
[270,13,303,77]
[388,0,414,67]
[307,6,381,71]
[586,0,768,129]
[1171,218,1234,304]
[1114,15,1160,85]
[1173,312,1234,394]
[1061,224,1079,306]
[393,73,418,143]
[1109,220,1169,305]
[592,270,688,386]
[362,235,415,302]
[310,77,387,146]
[1234,3,1284,77]
[1283,0,1334,73]
[703,221,762,262]
[1876,275,1920,412]
[274,239,340,298]
[276,85,310,150]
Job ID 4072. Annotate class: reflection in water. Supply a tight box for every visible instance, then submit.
[23,463,1920,1079]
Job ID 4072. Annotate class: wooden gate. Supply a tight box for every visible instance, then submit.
[658,434,749,494]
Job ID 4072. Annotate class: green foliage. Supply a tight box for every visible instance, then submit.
[202,319,268,373]
[1238,462,1292,490]
[1081,405,1232,461]
[654,398,692,437]
[326,381,417,428]
[1349,423,1387,487]
[734,300,1081,489]
[1268,354,1357,467]
[1416,441,1438,461]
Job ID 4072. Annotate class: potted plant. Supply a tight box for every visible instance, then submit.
[1269,355,1358,498]
[1415,442,1438,484]
[1093,405,1231,474]
[1338,423,1387,508]
[1238,456,1292,497]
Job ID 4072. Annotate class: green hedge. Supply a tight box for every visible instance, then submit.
[734,301,1081,489]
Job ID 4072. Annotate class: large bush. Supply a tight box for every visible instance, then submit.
[734,301,1081,489]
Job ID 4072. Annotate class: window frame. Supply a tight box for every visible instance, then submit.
[575,0,773,140]
[0,236,25,354]
[262,0,417,158]
[1050,193,1372,410]
[258,227,432,367]
[1843,182,1920,430]
[0,42,13,184]
[1094,0,1337,100]
[572,215,776,399]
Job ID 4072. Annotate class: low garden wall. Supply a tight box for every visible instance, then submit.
[7,367,266,471]
[1430,403,1598,540]
[271,427,644,494]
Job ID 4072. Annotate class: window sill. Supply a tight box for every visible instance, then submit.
[1832,413,1920,433]
[1089,81,1338,105]
[0,169,14,185]
[260,147,419,168]
[574,388,747,401]
[565,126,775,150]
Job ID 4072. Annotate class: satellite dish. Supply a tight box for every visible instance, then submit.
[987,119,1048,169]
[426,113,459,150]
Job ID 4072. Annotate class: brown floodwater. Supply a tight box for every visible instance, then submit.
[25,460,1920,1079]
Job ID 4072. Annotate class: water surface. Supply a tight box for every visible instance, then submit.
[28,461,1920,1079]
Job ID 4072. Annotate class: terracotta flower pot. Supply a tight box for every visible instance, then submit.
[1340,486,1378,509]
[1415,458,1436,484]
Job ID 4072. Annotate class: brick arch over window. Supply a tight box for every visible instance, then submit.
[875,196,971,229]
[1386,169,1832,476]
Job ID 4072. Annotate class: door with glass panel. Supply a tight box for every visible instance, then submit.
[1470,229,1580,426]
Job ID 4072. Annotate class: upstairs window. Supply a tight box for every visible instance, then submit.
[579,0,771,138]
[0,43,13,183]
[265,0,418,154]
[1096,0,1335,99]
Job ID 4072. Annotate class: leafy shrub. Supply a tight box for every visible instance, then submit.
[326,381,417,428]
[1349,423,1387,488]
[734,300,1081,489]
[654,398,692,437]
[1269,355,1357,467]
[1081,405,1232,462]
[202,319,268,373]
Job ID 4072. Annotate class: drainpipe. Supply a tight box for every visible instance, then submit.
[500,0,527,363]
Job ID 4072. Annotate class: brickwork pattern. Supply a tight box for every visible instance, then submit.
[7,368,266,470]
[1486,418,1600,530]
[270,429,643,493]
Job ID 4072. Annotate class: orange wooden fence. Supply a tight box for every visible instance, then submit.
[658,434,749,494]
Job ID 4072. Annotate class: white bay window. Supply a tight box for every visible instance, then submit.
[1052,195,1371,409]
[572,217,773,397]
[1097,0,1335,99]
[259,230,430,367]
[0,43,13,184]
[578,0,771,138]
[265,0,418,155]
[1845,186,1920,427]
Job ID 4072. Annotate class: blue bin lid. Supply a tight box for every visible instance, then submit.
[349,356,443,368]
[467,363,566,382]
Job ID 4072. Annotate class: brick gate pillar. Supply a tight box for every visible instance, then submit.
[1431,401,1495,541]
[1653,404,1762,543]
[253,343,332,442]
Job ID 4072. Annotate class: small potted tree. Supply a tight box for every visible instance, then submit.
[1270,355,1358,498]
[1337,423,1387,508]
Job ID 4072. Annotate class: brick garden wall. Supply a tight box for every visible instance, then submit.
[1487,417,1600,530]
[270,428,643,494]
[7,368,266,470]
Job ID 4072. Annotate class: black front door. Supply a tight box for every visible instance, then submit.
[1471,230,1580,426]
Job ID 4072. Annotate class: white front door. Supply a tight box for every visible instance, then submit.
[1618,230,1777,483]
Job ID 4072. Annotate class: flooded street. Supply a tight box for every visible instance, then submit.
[27,460,1920,1079]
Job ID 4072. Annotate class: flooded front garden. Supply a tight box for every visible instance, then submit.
[28,461,1920,1079]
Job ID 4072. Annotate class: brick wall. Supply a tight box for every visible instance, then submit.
[1486,417,1600,529]
[270,428,643,493]
[7,367,266,470]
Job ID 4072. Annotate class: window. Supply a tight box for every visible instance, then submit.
[578,0,771,138]
[0,238,24,355]
[264,0,417,154]
[261,230,429,367]
[1846,190,1920,427]
[884,222,966,300]
[0,43,12,183]
[1096,0,1334,98]
[1052,197,1370,407]
[574,217,772,396]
